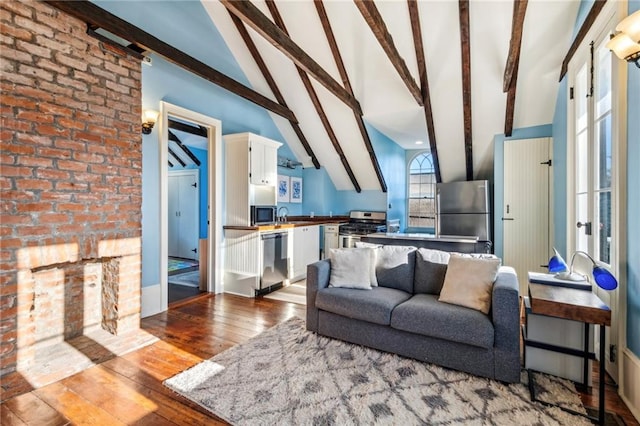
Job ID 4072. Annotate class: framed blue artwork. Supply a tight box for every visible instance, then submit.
[277,175,290,203]
[290,177,302,203]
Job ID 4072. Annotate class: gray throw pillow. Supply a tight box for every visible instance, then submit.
[414,248,450,295]
[414,258,448,295]
[375,245,416,293]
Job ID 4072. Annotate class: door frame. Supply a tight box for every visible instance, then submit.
[565,1,628,384]
[159,102,223,312]
[168,169,199,260]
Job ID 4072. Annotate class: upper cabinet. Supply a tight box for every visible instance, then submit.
[249,137,278,186]
[224,133,282,226]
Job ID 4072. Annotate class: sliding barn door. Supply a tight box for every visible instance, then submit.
[503,137,552,295]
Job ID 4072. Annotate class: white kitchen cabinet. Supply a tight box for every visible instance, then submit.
[291,225,319,280]
[224,133,282,226]
[249,139,278,186]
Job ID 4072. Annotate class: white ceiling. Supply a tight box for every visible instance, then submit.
[203,0,579,188]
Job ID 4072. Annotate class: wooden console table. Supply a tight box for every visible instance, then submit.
[528,282,611,425]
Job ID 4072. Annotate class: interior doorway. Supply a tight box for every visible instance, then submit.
[167,167,201,304]
[157,102,223,313]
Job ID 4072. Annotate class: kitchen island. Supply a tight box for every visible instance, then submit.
[362,232,492,254]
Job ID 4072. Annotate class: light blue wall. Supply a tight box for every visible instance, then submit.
[94,0,408,286]
[301,122,406,228]
[366,122,407,230]
[94,1,296,287]
[626,0,640,360]
[493,125,553,258]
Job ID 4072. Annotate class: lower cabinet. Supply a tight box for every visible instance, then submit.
[291,225,319,280]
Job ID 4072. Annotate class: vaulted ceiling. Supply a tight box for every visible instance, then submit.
[53,0,582,191]
[205,0,580,189]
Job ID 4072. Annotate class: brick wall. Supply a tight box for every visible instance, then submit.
[0,0,143,376]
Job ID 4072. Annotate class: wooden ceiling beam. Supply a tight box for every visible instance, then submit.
[503,0,528,92]
[459,0,474,181]
[314,0,387,192]
[265,0,362,192]
[504,55,520,137]
[407,0,442,183]
[168,119,208,138]
[354,0,423,106]
[559,0,607,81]
[228,12,321,169]
[168,130,201,166]
[503,0,528,137]
[221,0,362,115]
[45,0,297,123]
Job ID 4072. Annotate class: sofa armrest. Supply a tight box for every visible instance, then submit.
[306,259,331,332]
[491,266,521,383]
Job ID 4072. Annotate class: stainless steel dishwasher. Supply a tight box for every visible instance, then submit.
[259,231,289,296]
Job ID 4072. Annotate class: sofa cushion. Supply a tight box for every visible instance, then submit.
[439,254,501,314]
[390,294,494,349]
[315,286,412,325]
[329,248,374,289]
[376,245,417,293]
[414,248,450,295]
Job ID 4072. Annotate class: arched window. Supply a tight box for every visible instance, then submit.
[407,152,436,230]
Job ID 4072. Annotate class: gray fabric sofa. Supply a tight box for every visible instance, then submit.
[306,247,521,383]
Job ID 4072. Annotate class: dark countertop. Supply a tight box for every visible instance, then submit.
[223,216,348,232]
[365,232,480,243]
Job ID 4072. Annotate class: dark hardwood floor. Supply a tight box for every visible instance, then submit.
[1,293,638,425]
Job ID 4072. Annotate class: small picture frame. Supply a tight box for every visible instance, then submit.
[290,177,302,203]
[277,175,290,203]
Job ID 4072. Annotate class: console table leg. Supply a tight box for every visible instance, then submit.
[598,324,606,425]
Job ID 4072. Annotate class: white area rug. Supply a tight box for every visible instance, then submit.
[164,317,591,425]
[263,280,306,305]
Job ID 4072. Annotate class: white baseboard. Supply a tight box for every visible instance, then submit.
[621,348,640,423]
[141,284,162,318]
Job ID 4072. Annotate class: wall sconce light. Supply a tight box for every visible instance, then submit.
[141,110,159,134]
[606,10,640,68]
[548,248,618,290]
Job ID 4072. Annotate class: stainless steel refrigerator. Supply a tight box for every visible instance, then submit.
[436,180,491,241]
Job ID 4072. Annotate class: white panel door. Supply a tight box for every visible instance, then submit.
[168,175,180,258]
[168,171,199,260]
[503,137,551,295]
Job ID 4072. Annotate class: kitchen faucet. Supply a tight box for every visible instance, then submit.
[277,206,289,222]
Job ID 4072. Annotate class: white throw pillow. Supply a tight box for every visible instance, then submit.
[329,248,373,289]
[438,254,501,314]
[354,242,380,286]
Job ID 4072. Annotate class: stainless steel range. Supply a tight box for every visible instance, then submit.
[339,211,398,248]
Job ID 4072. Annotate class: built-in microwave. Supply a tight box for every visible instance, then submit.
[250,205,277,226]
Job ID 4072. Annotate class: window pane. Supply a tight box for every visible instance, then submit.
[596,41,612,117]
[408,152,435,229]
[577,131,588,193]
[596,113,612,190]
[576,64,588,131]
[576,193,589,252]
[597,191,611,264]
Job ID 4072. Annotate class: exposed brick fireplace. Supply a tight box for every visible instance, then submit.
[1,0,144,384]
